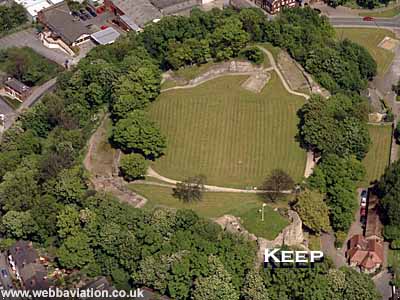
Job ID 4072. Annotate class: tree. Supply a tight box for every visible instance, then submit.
[119,153,148,181]
[211,17,250,61]
[172,175,206,202]
[240,47,263,64]
[47,166,87,205]
[111,63,161,119]
[1,210,38,239]
[241,270,270,300]
[57,232,95,269]
[299,94,370,160]
[192,256,239,300]
[0,166,39,211]
[56,205,81,239]
[112,110,167,158]
[260,169,294,202]
[293,189,331,234]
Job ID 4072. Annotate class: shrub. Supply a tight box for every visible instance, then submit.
[119,153,148,181]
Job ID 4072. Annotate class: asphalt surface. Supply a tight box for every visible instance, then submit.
[0,28,69,66]
[330,16,400,28]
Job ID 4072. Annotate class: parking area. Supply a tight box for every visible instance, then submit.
[0,28,70,66]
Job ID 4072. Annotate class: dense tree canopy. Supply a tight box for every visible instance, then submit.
[299,93,370,160]
[112,110,167,158]
[0,3,27,36]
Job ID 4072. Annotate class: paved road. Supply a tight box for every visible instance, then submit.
[330,16,400,28]
[0,28,70,66]
[373,270,393,300]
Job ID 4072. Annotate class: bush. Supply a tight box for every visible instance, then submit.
[334,231,347,248]
[240,47,263,64]
[391,240,400,250]
[119,153,148,181]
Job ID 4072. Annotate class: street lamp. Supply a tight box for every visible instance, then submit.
[261,203,267,221]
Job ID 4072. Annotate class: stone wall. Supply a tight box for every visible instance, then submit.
[215,210,306,266]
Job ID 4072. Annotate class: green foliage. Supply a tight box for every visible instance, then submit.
[240,47,263,64]
[299,93,370,160]
[263,8,375,93]
[46,166,87,205]
[111,63,161,120]
[391,239,400,250]
[0,47,61,86]
[119,153,148,181]
[1,210,38,239]
[57,232,95,269]
[260,169,294,202]
[172,175,206,202]
[241,269,270,300]
[112,110,166,158]
[0,3,27,35]
[293,189,331,234]
[192,256,240,300]
[307,154,364,231]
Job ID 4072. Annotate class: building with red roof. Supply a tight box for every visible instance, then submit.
[347,234,384,274]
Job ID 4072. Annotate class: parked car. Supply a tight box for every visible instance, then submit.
[363,16,374,21]
[100,25,109,30]
[360,207,367,217]
[1,269,7,278]
[360,189,368,206]
[360,215,367,226]
[79,13,88,21]
[80,9,91,19]
[86,6,97,17]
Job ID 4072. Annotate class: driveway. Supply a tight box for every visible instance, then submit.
[0,28,70,66]
[373,270,393,300]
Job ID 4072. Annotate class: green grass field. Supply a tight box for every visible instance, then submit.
[130,183,289,240]
[149,72,306,188]
[361,125,392,186]
[335,28,396,76]
[359,6,400,18]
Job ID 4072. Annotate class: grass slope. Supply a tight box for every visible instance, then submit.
[362,125,392,186]
[149,73,306,188]
[335,28,395,76]
[359,6,400,18]
[130,183,289,240]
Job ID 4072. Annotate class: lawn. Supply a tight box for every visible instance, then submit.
[361,125,392,186]
[359,6,400,18]
[149,72,307,188]
[0,47,62,86]
[130,183,289,240]
[335,28,396,76]
[389,249,400,267]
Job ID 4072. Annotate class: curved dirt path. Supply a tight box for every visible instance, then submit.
[146,167,292,194]
[257,47,310,100]
[84,115,148,208]
[161,68,274,93]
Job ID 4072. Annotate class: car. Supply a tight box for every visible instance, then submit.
[71,11,79,18]
[363,16,375,21]
[100,25,109,30]
[1,269,8,278]
[360,215,367,226]
[86,6,97,17]
[79,13,88,21]
[360,189,368,205]
[80,9,91,19]
[360,207,367,217]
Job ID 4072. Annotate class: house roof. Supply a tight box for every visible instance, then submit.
[91,27,121,45]
[149,0,194,9]
[14,0,51,18]
[80,277,118,300]
[21,263,50,291]
[111,0,162,27]
[120,15,140,31]
[39,2,90,45]
[5,78,30,93]
[9,241,38,271]
[347,235,384,270]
